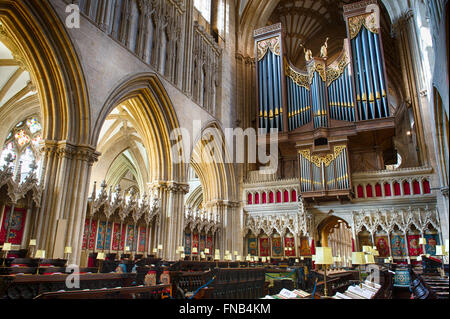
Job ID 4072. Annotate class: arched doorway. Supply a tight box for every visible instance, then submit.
[318,216,353,264]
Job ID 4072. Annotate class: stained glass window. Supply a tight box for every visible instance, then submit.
[15,130,30,146]
[1,116,43,180]
[27,117,42,134]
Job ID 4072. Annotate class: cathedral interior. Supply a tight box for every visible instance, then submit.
[0,0,448,302]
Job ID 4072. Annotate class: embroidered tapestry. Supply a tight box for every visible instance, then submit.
[375,236,390,257]
[199,234,206,252]
[259,237,270,256]
[138,227,147,252]
[300,237,311,256]
[112,223,126,250]
[248,237,257,256]
[284,237,295,256]
[126,225,136,250]
[407,235,423,256]
[192,232,199,254]
[272,237,283,257]
[0,207,27,245]
[425,234,440,255]
[184,232,191,254]
[391,234,406,257]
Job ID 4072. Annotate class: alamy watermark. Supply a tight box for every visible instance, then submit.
[65,4,80,29]
[170,120,279,174]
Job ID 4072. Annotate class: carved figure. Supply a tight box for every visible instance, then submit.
[320,37,329,58]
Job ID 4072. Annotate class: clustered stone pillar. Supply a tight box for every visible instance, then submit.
[35,141,99,265]
[150,181,189,261]
[206,200,241,259]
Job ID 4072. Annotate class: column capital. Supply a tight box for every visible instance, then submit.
[40,140,100,164]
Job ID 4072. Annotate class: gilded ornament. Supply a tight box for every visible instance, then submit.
[348,13,379,39]
[257,36,281,61]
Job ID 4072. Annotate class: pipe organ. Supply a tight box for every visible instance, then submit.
[299,146,351,196]
[254,0,395,202]
[348,13,389,120]
[256,33,284,132]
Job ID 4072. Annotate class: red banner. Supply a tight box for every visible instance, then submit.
[112,223,126,250]
[0,206,27,245]
[87,220,97,250]
[192,232,199,254]
[138,227,147,252]
[407,235,423,256]
[284,237,295,256]
[259,237,270,256]
[375,236,390,257]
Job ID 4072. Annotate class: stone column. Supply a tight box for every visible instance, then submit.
[35,141,99,264]
[394,10,429,166]
[150,181,189,261]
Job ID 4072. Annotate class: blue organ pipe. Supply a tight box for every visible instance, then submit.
[258,61,264,129]
[343,68,351,121]
[311,75,317,128]
[294,82,299,129]
[338,77,344,121]
[366,28,382,118]
[286,78,292,130]
[346,68,355,121]
[275,55,282,130]
[339,75,347,121]
[372,32,389,117]
[272,52,279,129]
[361,30,376,119]
[354,36,368,120]
[334,81,339,120]
[295,85,303,127]
[328,83,333,120]
[293,81,297,129]
[363,28,378,118]
[341,71,348,121]
[267,52,274,130]
[318,74,324,127]
[262,56,268,130]
[297,86,302,126]
[352,40,363,121]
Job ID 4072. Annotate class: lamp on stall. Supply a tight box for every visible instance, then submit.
[435,245,447,277]
[192,246,198,259]
[315,247,334,298]
[419,237,427,254]
[28,239,37,258]
[352,252,366,287]
[445,240,449,256]
[96,252,105,273]
[35,250,46,274]
[152,247,158,255]
[362,246,372,253]
[64,246,72,265]
[205,248,210,255]
[1,243,12,267]
[365,253,375,265]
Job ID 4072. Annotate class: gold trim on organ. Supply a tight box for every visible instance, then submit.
[257,36,281,61]
[348,13,379,40]
[299,145,347,168]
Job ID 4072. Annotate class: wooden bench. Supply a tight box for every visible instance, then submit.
[0,273,136,299]
[34,284,171,299]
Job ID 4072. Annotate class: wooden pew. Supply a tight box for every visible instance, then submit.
[34,284,171,299]
[0,273,136,299]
